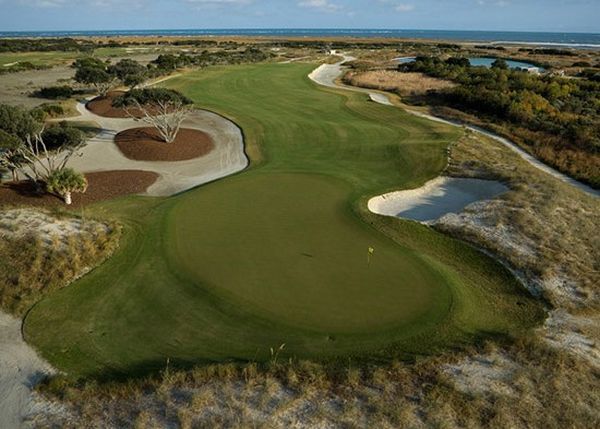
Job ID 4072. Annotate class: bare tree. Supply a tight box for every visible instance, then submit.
[0,125,86,192]
[114,88,193,143]
[19,127,86,183]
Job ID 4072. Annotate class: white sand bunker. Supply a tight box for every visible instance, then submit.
[368,176,508,223]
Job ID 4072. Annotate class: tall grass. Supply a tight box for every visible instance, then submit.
[0,209,121,315]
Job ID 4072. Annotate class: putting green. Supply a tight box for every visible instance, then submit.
[24,63,543,379]
[168,173,450,333]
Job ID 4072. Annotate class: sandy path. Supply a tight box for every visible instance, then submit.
[65,101,248,196]
[309,56,599,199]
[0,312,54,429]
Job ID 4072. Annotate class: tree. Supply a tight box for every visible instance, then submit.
[113,88,193,143]
[45,168,87,205]
[0,129,24,182]
[109,59,147,90]
[35,85,74,99]
[491,58,509,70]
[42,122,85,150]
[151,54,180,71]
[0,104,41,140]
[0,105,87,188]
[74,66,115,95]
[446,57,471,67]
[72,57,108,70]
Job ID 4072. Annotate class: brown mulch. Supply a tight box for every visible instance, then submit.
[0,170,159,209]
[86,91,143,118]
[86,91,174,119]
[114,127,214,162]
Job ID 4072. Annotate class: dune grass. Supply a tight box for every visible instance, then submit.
[23,63,543,380]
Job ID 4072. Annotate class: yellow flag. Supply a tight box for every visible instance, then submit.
[367,246,375,265]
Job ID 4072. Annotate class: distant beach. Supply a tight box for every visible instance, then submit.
[1,28,599,49]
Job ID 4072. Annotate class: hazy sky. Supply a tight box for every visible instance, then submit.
[0,0,598,33]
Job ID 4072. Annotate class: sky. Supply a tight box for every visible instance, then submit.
[0,0,598,33]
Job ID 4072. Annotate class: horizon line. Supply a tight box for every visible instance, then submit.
[1,27,599,36]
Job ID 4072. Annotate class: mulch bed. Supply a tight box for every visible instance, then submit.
[0,170,159,209]
[114,127,214,162]
[86,91,143,118]
[86,91,174,119]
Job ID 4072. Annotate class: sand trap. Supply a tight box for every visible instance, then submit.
[368,176,508,223]
[59,100,248,197]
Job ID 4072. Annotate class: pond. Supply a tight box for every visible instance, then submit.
[468,57,542,70]
[394,56,543,71]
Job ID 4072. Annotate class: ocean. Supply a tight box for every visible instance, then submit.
[1,29,599,48]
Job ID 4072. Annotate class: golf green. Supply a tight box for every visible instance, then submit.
[168,173,450,333]
[24,63,543,379]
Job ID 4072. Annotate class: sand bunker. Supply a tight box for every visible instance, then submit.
[61,100,248,197]
[368,176,508,223]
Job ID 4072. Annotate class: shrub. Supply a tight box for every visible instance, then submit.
[33,103,65,118]
[572,61,592,68]
[35,85,74,99]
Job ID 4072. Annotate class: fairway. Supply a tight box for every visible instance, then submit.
[24,63,543,379]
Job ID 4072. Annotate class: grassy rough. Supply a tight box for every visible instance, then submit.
[32,337,599,429]
[344,70,456,96]
[438,130,599,311]
[0,207,120,316]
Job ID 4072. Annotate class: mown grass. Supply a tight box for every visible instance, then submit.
[23,63,542,380]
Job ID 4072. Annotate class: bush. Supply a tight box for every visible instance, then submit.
[35,86,74,100]
[572,61,592,68]
[33,103,65,119]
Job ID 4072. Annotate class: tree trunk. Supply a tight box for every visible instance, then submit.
[11,169,17,183]
[64,192,72,205]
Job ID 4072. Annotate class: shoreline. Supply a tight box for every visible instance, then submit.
[0,30,598,49]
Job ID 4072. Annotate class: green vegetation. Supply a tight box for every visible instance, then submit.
[24,63,542,379]
[0,38,98,53]
[402,56,600,187]
[45,168,88,205]
[0,104,86,188]
[34,85,74,100]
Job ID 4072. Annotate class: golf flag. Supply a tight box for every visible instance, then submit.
[368,246,375,265]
